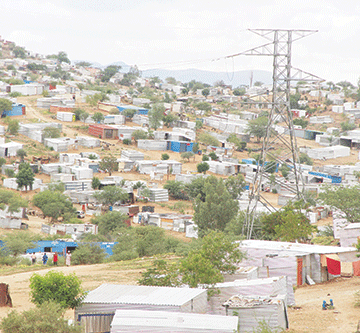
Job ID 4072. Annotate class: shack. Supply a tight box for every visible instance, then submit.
[0,141,23,157]
[88,124,118,139]
[110,310,238,333]
[75,284,207,333]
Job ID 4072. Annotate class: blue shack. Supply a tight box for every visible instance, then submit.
[26,240,118,256]
[2,103,26,117]
[167,141,194,153]
[116,105,148,115]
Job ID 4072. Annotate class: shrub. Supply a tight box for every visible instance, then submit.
[161,153,170,160]
[71,243,106,265]
[197,162,209,174]
[123,138,131,145]
[208,152,217,160]
[202,155,209,161]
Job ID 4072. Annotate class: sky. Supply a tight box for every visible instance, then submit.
[1,0,360,85]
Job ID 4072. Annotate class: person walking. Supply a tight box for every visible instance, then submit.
[65,251,71,266]
[53,252,58,266]
[31,252,36,265]
[42,253,48,265]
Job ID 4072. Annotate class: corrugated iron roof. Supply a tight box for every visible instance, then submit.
[83,284,206,306]
[110,309,238,331]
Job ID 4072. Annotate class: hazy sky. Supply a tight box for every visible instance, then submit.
[1,0,360,84]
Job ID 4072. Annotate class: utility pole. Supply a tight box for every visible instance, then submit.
[227,29,323,239]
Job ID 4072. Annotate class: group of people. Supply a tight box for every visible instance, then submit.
[30,251,71,266]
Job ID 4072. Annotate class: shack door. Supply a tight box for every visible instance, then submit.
[297,258,303,286]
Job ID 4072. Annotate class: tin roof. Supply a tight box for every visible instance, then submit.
[83,284,206,306]
[110,309,238,332]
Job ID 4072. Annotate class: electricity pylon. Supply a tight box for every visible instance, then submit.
[232,29,324,239]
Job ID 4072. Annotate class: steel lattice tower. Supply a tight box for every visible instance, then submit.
[237,29,323,239]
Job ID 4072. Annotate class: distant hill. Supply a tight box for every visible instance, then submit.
[75,60,272,87]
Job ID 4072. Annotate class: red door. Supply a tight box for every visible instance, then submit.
[297,258,303,286]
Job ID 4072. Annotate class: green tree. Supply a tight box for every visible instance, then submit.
[208,152,217,160]
[0,189,28,216]
[162,113,178,127]
[193,101,211,112]
[247,116,268,142]
[47,182,65,192]
[138,259,180,287]
[185,177,207,201]
[233,88,246,96]
[202,155,209,161]
[198,132,220,146]
[181,152,194,162]
[91,176,101,190]
[202,88,210,97]
[43,126,61,138]
[92,112,105,123]
[161,153,170,160]
[293,118,309,129]
[91,211,128,235]
[71,243,106,265]
[57,51,70,64]
[102,65,121,82]
[193,179,238,234]
[79,111,89,123]
[76,61,92,67]
[7,119,19,135]
[123,108,136,119]
[12,46,26,59]
[299,153,313,165]
[16,149,27,162]
[16,162,34,191]
[30,271,83,309]
[33,190,76,222]
[197,162,209,174]
[99,156,118,176]
[93,186,129,207]
[340,121,356,133]
[132,129,148,141]
[163,180,189,200]
[0,99,13,115]
[224,174,246,200]
[3,232,35,256]
[0,301,82,333]
[318,185,360,223]
[74,108,85,121]
[149,103,165,130]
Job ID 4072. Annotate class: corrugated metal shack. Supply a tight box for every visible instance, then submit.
[121,150,144,161]
[139,213,192,231]
[0,142,23,157]
[136,160,182,175]
[75,284,208,333]
[167,141,194,153]
[223,295,288,333]
[148,188,169,202]
[76,136,101,148]
[56,112,75,122]
[44,137,75,152]
[110,309,239,333]
[237,240,357,286]
[19,122,62,143]
[208,276,294,316]
[88,124,118,139]
[137,140,167,151]
[41,223,98,239]
[2,103,26,117]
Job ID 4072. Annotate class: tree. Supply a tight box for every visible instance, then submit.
[149,103,165,130]
[12,46,26,59]
[165,77,177,85]
[0,301,82,333]
[33,190,76,222]
[79,111,89,123]
[71,243,106,265]
[202,88,210,97]
[208,152,217,160]
[91,211,128,235]
[138,259,180,287]
[254,81,263,87]
[161,153,170,160]
[99,156,118,176]
[3,232,35,256]
[340,121,356,133]
[7,119,19,135]
[197,162,209,174]
[193,178,238,234]
[93,186,129,207]
[224,174,246,200]
[16,162,34,191]
[162,113,178,127]
[181,152,194,162]
[102,65,121,82]
[293,118,309,129]
[47,182,65,192]
[123,108,136,119]
[16,149,27,162]
[185,177,207,201]
[92,112,105,123]
[299,153,313,165]
[247,116,268,142]
[57,51,70,64]
[91,176,101,190]
[233,88,246,96]
[0,189,27,214]
[202,155,209,161]
[132,129,148,141]
[74,108,85,121]
[76,61,92,67]
[0,99,13,115]
[198,132,220,146]
[261,201,315,241]
[163,180,189,200]
[43,126,61,138]
[193,101,211,112]
[30,271,83,309]
[318,185,360,223]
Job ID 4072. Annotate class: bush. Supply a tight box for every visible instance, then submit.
[202,155,209,161]
[71,243,106,265]
[0,301,82,333]
[208,152,217,160]
[164,180,189,200]
[123,138,131,145]
[29,271,83,309]
[4,169,15,178]
[198,132,220,146]
[161,153,170,160]
[271,188,278,194]
[197,162,209,174]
